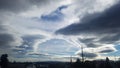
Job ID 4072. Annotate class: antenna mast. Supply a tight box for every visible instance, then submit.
[70,55,72,63]
[81,45,84,62]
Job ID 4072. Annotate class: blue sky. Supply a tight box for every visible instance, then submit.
[0,0,120,62]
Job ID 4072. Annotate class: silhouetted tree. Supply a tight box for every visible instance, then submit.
[76,58,80,62]
[105,57,113,68]
[0,54,9,68]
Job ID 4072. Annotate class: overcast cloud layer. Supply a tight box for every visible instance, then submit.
[0,0,119,61]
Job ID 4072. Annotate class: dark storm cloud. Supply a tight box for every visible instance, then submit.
[56,3,120,35]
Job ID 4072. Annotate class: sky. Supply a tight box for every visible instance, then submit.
[0,0,120,62]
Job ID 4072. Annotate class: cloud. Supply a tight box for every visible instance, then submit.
[76,51,98,58]
[0,13,23,56]
[12,48,26,55]
[0,23,23,49]
[75,48,99,58]
[98,34,120,44]
[22,34,45,43]
[37,38,78,55]
[98,46,116,53]
[0,0,62,13]
[79,38,101,48]
[0,0,119,61]
[55,2,120,57]
[56,2,120,43]
[0,34,19,47]
[0,0,30,12]
[21,34,50,53]
[27,52,49,56]
[40,5,67,22]
[56,2,120,35]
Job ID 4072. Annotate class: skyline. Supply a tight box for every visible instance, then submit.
[0,0,120,62]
